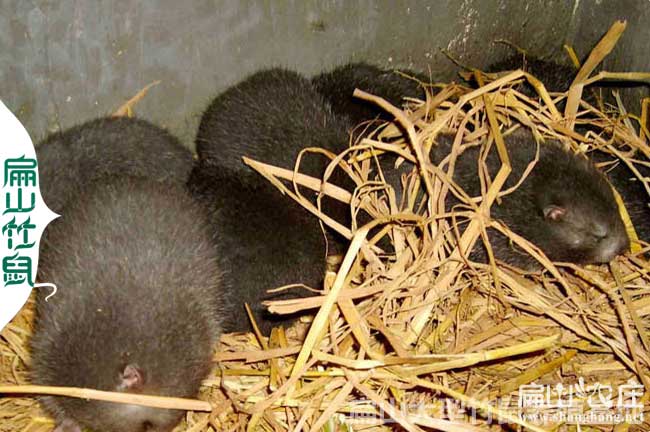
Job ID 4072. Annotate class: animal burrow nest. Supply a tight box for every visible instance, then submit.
[1,19,650,432]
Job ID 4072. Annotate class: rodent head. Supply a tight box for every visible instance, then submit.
[435,130,630,268]
[536,197,629,264]
[31,178,224,432]
[34,294,216,432]
[52,397,184,432]
[69,365,184,432]
[36,320,211,432]
[527,144,630,264]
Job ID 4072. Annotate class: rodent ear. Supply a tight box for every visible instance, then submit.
[543,205,567,221]
[118,364,145,392]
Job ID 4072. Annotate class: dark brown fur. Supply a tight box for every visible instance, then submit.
[192,68,348,332]
[433,130,629,269]
[485,55,580,98]
[312,62,428,127]
[196,68,351,179]
[36,116,193,214]
[31,177,227,432]
[188,167,325,333]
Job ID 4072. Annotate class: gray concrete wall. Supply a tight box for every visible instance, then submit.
[0,0,648,147]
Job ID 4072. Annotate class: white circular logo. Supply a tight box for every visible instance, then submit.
[0,101,58,332]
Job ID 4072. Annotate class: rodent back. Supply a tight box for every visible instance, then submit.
[483,54,628,108]
[188,165,327,334]
[32,177,225,432]
[195,67,353,252]
[485,55,578,96]
[312,62,428,127]
[36,116,193,214]
[195,68,350,178]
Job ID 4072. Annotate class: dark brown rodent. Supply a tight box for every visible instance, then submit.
[311,61,630,267]
[36,116,193,214]
[483,54,641,108]
[433,129,629,269]
[193,68,347,331]
[31,177,227,432]
[486,55,650,246]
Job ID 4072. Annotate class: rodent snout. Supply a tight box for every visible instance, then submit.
[593,230,630,263]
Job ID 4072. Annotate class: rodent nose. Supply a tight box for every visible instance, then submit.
[596,232,630,263]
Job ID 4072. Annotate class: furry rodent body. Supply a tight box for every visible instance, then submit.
[188,167,325,333]
[31,177,226,432]
[486,55,650,246]
[36,116,193,214]
[310,62,629,267]
[196,68,351,179]
[312,62,428,127]
[193,68,345,331]
[433,130,629,269]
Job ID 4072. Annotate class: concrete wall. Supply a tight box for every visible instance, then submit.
[1,0,648,147]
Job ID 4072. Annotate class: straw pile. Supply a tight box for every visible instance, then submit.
[2,20,650,432]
